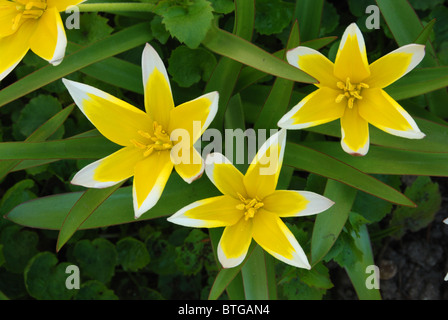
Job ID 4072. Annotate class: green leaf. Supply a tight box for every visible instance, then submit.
[294,0,324,42]
[14,95,63,139]
[168,45,217,87]
[56,182,124,252]
[408,0,445,11]
[253,21,300,131]
[155,0,214,48]
[0,179,36,216]
[6,174,220,230]
[352,175,401,223]
[284,143,414,207]
[151,15,170,45]
[344,226,382,300]
[205,0,255,129]
[241,245,270,300]
[74,280,118,300]
[0,22,152,108]
[319,1,339,36]
[202,24,317,85]
[386,67,448,101]
[117,237,151,272]
[0,225,39,274]
[389,176,442,238]
[311,180,357,266]
[65,13,113,46]
[234,36,336,93]
[278,262,333,300]
[76,45,143,94]
[305,142,448,177]
[254,0,294,35]
[24,252,75,300]
[175,229,208,276]
[209,0,235,14]
[73,238,117,283]
[0,136,119,160]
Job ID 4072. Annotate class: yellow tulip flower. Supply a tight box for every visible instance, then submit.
[168,129,334,269]
[63,44,218,218]
[0,0,85,81]
[278,23,426,156]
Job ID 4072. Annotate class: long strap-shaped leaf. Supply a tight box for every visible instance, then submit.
[311,180,357,266]
[0,22,152,108]
[56,182,124,252]
[202,24,317,85]
[0,105,74,180]
[0,136,119,160]
[5,174,220,230]
[345,225,382,300]
[283,143,414,207]
[304,142,448,177]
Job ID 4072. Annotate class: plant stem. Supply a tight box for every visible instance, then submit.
[76,3,155,13]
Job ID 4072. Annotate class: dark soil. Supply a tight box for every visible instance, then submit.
[331,177,448,300]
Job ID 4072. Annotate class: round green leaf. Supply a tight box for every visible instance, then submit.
[24,252,75,300]
[117,237,150,272]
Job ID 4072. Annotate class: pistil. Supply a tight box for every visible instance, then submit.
[12,1,47,31]
[131,122,173,157]
[335,78,369,109]
[236,193,264,221]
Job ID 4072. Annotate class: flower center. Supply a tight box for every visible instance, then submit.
[131,122,173,157]
[236,193,264,221]
[12,0,47,31]
[335,78,369,109]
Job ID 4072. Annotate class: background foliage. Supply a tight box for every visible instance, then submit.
[0,0,447,300]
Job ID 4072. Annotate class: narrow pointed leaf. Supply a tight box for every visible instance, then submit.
[202,24,317,84]
[56,182,124,252]
[284,143,414,207]
[311,180,357,265]
[0,105,74,180]
[5,174,220,230]
[305,142,448,177]
[345,225,382,300]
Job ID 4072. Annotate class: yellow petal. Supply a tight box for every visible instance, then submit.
[334,23,370,83]
[47,0,86,12]
[359,88,425,139]
[243,129,286,199]
[169,91,218,148]
[0,20,35,81]
[133,150,173,218]
[71,146,144,188]
[218,217,253,268]
[63,78,153,147]
[252,210,310,269]
[366,44,426,89]
[205,153,247,199]
[287,46,338,89]
[29,7,66,66]
[0,2,18,38]
[263,190,334,218]
[167,195,243,228]
[173,146,204,184]
[142,43,174,128]
[340,105,370,156]
[277,88,345,129]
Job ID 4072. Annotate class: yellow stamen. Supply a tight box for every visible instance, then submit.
[131,121,173,157]
[335,77,369,109]
[236,193,264,221]
[11,0,47,31]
